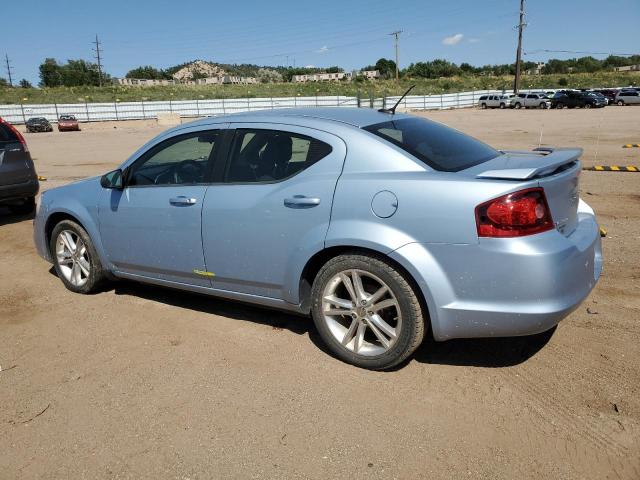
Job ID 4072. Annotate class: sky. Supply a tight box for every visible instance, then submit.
[3,0,639,85]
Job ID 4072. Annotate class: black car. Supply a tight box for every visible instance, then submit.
[25,117,53,133]
[0,118,39,214]
[551,90,606,109]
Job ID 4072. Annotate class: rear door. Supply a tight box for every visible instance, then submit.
[0,122,32,187]
[201,123,346,302]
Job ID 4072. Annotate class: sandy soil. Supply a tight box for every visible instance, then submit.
[1,107,639,479]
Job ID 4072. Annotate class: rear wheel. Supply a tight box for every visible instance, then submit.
[50,220,107,294]
[8,197,35,215]
[311,253,425,370]
[617,100,624,106]
[585,103,592,109]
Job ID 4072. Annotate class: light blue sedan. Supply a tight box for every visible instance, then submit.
[34,108,602,369]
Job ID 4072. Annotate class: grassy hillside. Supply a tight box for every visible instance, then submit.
[1,72,638,104]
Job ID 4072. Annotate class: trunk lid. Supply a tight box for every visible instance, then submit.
[465,148,582,236]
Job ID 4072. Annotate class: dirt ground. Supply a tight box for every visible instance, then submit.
[1,107,639,479]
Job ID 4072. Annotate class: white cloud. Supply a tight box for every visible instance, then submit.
[316,46,329,54]
[468,37,480,44]
[304,65,315,68]
[442,33,464,46]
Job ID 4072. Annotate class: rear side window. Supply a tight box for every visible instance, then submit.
[364,117,499,172]
[0,123,18,142]
[225,129,332,183]
[479,96,488,100]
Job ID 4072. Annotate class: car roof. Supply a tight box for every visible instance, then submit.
[183,107,412,129]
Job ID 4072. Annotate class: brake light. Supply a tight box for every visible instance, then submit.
[475,187,553,237]
[0,117,29,153]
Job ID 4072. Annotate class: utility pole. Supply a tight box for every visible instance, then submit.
[92,34,103,86]
[513,0,526,93]
[389,30,402,80]
[4,54,14,86]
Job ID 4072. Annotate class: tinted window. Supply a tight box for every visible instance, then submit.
[479,96,488,100]
[128,130,221,186]
[0,123,18,142]
[526,95,536,99]
[225,129,332,183]
[364,117,499,172]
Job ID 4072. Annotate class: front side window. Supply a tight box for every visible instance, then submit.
[128,130,221,186]
[364,117,499,172]
[225,129,332,183]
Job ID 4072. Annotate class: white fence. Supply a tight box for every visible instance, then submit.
[0,89,531,124]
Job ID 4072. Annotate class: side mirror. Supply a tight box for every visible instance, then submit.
[100,169,124,190]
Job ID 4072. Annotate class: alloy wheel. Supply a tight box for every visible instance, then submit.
[55,230,91,287]
[321,269,401,356]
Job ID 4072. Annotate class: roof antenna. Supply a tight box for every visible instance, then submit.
[378,85,416,114]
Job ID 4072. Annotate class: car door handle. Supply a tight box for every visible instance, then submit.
[169,196,197,206]
[284,195,321,208]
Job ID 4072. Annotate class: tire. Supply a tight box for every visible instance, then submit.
[557,103,565,109]
[514,102,522,109]
[311,252,425,370]
[617,100,624,106]
[499,103,506,109]
[481,103,487,109]
[50,219,107,294]
[540,102,548,109]
[8,197,35,215]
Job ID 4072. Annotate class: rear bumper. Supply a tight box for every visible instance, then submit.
[0,178,39,204]
[391,201,601,341]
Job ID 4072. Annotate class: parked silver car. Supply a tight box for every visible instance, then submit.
[615,90,640,105]
[511,93,551,109]
[478,94,512,109]
[33,108,602,369]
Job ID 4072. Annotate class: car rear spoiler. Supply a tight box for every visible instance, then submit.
[475,147,583,180]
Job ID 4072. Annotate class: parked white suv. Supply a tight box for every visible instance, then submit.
[511,93,550,109]
[478,94,512,109]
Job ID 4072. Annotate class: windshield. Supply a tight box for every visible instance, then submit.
[364,117,499,172]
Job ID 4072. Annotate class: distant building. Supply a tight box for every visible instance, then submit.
[358,70,381,80]
[117,78,177,86]
[117,73,257,87]
[292,72,352,83]
[525,62,545,75]
[614,65,640,72]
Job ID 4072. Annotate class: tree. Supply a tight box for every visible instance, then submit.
[125,66,169,80]
[256,68,283,83]
[19,79,32,88]
[0,77,8,87]
[39,58,109,87]
[405,59,460,79]
[39,58,63,87]
[374,58,396,79]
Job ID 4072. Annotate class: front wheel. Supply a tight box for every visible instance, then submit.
[50,219,107,294]
[514,102,522,109]
[540,102,548,109]
[617,100,624,106]
[585,103,592,109]
[481,103,487,109]
[311,253,425,370]
[499,103,506,109]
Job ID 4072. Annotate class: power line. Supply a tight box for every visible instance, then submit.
[389,30,402,80]
[92,34,103,86]
[513,0,526,94]
[525,49,638,57]
[4,54,14,86]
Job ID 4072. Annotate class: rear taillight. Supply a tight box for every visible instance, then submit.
[0,118,29,153]
[475,187,554,238]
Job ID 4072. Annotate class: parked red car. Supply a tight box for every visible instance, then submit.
[57,115,80,132]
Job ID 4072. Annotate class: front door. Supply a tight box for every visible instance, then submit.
[99,129,224,287]
[201,124,346,302]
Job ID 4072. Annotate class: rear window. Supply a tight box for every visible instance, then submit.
[364,117,499,172]
[0,123,18,142]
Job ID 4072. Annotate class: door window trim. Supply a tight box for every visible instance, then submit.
[220,127,334,185]
[123,129,229,188]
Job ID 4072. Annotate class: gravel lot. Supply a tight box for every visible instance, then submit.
[1,107,639,479]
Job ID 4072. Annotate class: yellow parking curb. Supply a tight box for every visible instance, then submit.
[599,227,607,237]
[622,144,640,148]
[38,176,47,181]
[586,166,639,172]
